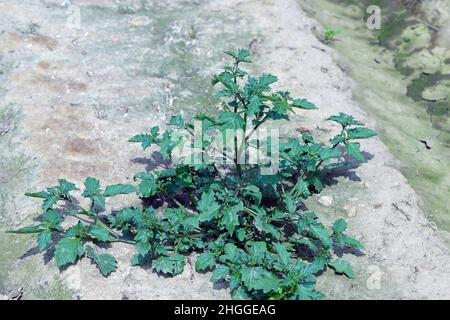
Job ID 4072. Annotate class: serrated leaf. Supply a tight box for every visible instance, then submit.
[231,288,251,300]
[211,264,230,283]
[220,203,242,235]
[247,96,263,116]
[131,253,147,266]
[218,112,244,130]
[57,179,78,195]
[104,184,137,197]
[168,115,185,128]
[292,99,317,110]
[37,230,52,252]
[273,243,291,265]
[89,223,110,242]
[328,259,355,278]
[345,141,364,161]
[159,131,179,160]
[292,179,310,198]
[195,252,216,271]
[138,176,157,198]
[243,185,262,205]
[254,216,281,240]
[258,74,278,89]
[332,219,347,234]
[310,224,332,248]
[248,241,268,261]
[42,195,58,211]
[152,254,185,275]
[43,209,63,226]
[327,113,363,127]
[83,177,101,195]
[93,195,105,210]
[7,224,46,234]
[292,284,324,300]
[85,245,117,276]
[129,127,159,150]
[197,191,220,222]
[283,192,297,214]
[136,241,151,256]
[346,127,377,139]
[54,238,84,268]
[224,48,252,63]
[240,267,280,293]
[319,147,342,161]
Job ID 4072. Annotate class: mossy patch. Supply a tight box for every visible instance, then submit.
[300,0,450,230]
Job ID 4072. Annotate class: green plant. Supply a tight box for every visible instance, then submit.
[9,49,376,299]
[323,28,339,45]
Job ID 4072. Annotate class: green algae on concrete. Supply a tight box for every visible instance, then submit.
[300,0,450,229]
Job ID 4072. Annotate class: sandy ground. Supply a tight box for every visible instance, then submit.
[1,0,450,299]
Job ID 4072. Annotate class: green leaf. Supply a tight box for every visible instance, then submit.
[247,96,263,116]
[258,74,278,89]
[327,113,363,127]
[131,253,147,266]
[159,131,179,160]
[195,252,216,271]
[236,228,246,241]
[310,224,332,248]
[273,243,291,265]
[224,48,252,63]
[345,141,364,161]
[283,192,297,213]
[218,112,244,130]
[168,115,185,128]
[346,127,377,139]
[83,177,101,195]
[254,216,281,240]
[328,259,355,279]
[292,179,310,198]
[292,284,324,300]
[104,184,137,197]
[240,267,280,293]
[248,241,268,261]
[7,224,46,234]
[93,195,105,210]
[292,99,317,110]
[197,191,220,222]
[343,235,364,250]
[136,241,151,256]
[37,230,52,252]
[129,126,159,150]
[152,254,185,276]
[243,185,262,205]
[57,179,78,195]
[89,223,110,242]
[42,195,59,211]
[319,147,342,161]
[84,245,117,276]
[25,191,49,199]
[54,238,84,268]
[138,175,157,198]
[211,264,230,283]
[220,203,243,235]
[231,288,251,300]
[332,219,347,234]
[43,209,63,226]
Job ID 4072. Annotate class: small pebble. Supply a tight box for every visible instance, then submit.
[318,196,333,207]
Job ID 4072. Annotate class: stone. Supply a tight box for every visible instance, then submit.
[130,16,151,27]
[343,204,357,217]
[318,195,333,207]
